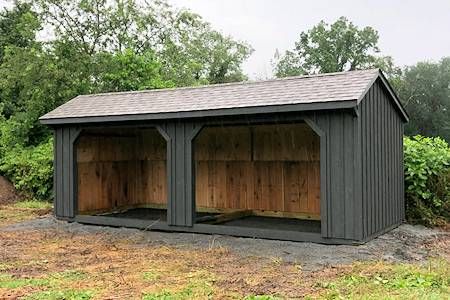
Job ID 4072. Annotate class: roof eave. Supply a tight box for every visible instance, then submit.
[39,100,357,126]
[357,69,409,123]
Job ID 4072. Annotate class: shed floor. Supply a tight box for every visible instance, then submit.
[221,216,321,233]
[100,208,168,221]
[99,208,320,233]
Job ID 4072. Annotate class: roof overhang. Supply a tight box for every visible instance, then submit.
[357,70,409,123]
[40,99,357,125]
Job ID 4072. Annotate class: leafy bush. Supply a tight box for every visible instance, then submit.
[0,138,53,200]
[404,135,450,225]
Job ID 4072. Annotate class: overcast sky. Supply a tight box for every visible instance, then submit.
[169,0,450,79]
[1,0,449,79]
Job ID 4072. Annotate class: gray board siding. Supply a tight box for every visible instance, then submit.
[54,109,367,241]
[358,79,405,239]
[50,79,406,243]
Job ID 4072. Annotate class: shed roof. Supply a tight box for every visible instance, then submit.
[40,69,408,124]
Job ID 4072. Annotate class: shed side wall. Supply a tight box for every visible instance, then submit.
[311,111,360,240]
[359,79,405,239]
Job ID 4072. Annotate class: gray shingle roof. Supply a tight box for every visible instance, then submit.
[40,69,383,123]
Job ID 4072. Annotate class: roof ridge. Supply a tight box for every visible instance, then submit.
[81,68,380,98]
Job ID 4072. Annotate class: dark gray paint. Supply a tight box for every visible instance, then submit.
[53,127,80,219]
[358,79,405,239]
[74,215,361,245]
[48,78,406,243]
[157,122,201,226]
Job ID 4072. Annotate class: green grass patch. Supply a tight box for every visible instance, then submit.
[142,270,214,300]
[320,259,449,299]
[23,289,93,300]
[0,274,49,289]
[143,270,162,282]
[13,200,52,210]
[0,270,87,289]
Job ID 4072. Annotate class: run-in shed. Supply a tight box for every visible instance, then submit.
[40,69,408,244]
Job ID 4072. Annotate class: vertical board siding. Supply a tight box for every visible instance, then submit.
[313,111,357,240]
[76,128,167,213]
[194,123,320,216]
[158,121,201,227]
[359,79,405,239]
[54,127,80,219]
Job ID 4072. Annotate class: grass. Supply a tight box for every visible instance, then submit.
[0,199,52,226]
[0,270,92,300]
[23,289,93,300]
[13,200,53,210]
[0,202,448,299]
[320,259,449,299]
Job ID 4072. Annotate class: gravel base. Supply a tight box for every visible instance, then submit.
[2,216,448,271]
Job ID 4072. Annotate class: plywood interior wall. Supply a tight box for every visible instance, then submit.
[77,128,167,213]
[195,123,320,217]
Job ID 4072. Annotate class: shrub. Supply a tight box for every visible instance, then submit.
[0,138,53,200]
[404,135,450,226]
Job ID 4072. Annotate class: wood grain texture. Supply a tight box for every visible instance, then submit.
[77,123,321,218]
[77,128,167,213]
[195,123,321,217]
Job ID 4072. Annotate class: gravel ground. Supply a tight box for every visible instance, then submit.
[2,216,448,271]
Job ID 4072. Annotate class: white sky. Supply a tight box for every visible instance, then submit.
[1,0,449,79]
[169,0,450,79]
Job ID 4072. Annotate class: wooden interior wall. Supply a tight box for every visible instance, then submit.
[77,128,167,213]
[194,123,321,217]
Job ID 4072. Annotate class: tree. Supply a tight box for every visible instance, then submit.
[95,49,174,92]
[274,17,394,77]
[34,0,252,86]
[0,0,252,198]
[392,58,450,141]
[0,1,40,62]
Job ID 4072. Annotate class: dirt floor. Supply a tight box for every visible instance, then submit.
[0,203,448,299]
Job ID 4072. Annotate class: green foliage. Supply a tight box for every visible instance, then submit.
[403,135,450,225]
[392,57,450,142]
[0,1,41,62]
[274,17,396,77]
[34,0,252,87]
[0,0,251,199]
[95,49,174,92]
[0,138,53,200]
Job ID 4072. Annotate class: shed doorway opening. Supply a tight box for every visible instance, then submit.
[76,127,167,221]
[194,122,321,233]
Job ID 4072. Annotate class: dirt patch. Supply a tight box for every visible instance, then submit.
[0,176,21,205]
[3,218,448,271]
[0,216,448,299]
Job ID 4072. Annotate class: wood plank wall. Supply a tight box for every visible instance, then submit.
[194,123,321,217]
[77,128,167,213]
[77,123,320,218]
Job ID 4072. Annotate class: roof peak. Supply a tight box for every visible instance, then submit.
[82,68,381,98]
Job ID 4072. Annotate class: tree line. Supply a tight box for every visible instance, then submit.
[0,1,448,199]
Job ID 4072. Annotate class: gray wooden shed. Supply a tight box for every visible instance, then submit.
[40,69,408,244]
